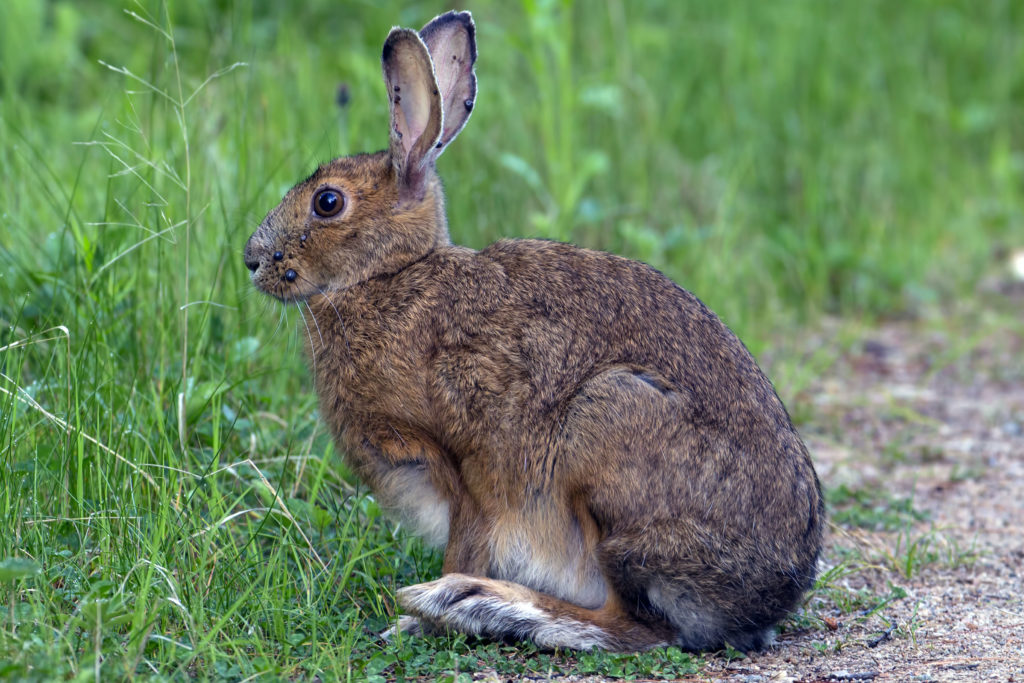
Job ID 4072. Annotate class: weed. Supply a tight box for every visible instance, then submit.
[828,484,930,531]
[882,527,982,579]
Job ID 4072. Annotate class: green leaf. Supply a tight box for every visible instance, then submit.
[0,558,40,582]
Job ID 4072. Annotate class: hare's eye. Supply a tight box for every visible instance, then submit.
[313,189,344,217]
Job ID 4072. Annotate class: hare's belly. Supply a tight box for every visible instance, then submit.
[373,462,450,547]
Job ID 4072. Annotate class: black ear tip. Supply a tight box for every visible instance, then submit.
[450,10,474,28]
[438,10,474,25]
[420,10,475,38]
[382,27,427,63]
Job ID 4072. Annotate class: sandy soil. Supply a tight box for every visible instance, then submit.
[700,299,1024,682]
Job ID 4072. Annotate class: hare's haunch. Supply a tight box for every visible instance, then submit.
[245,11,824,652]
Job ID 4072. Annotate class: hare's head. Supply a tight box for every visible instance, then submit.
[244,11,477,301]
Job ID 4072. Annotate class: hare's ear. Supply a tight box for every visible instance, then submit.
[419,11,477,156]
[382,28,443,201]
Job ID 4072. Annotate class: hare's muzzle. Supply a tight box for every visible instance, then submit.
[243,243,260,272]
[243,228,303,301]
[243,234,265,274]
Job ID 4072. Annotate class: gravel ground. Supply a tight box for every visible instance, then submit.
[701,298,1024,682]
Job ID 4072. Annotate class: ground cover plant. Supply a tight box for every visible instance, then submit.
[1,1,1022,680]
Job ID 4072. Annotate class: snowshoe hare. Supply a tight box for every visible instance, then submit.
[244,11,823,652]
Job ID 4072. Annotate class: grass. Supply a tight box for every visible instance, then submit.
[1,0,1022,679]
[827,484,930,532]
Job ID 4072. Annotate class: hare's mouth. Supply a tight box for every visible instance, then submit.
[244,244,323,302]
[249,267,321,303]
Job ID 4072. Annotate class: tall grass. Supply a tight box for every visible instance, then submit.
[1,0,1021,678]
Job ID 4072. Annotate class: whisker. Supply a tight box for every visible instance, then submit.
[266,298,286,348]
[294,303,317,377]
[303,300,325,350]
[301,275,352,360]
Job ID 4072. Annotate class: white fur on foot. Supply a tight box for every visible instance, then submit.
[380,614,451,642]
[380,614,421,642]
[397,574,611,650]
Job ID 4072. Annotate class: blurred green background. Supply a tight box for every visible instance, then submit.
[0,0,1021,679]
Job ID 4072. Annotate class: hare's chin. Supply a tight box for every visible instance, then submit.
[253,281,317,304]
[272,290,315,304]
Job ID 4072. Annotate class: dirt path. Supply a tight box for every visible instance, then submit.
[701,299,1024,681]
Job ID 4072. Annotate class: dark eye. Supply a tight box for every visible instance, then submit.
[313,189,344,217]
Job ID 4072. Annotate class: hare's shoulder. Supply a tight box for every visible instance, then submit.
[423,240,727,356]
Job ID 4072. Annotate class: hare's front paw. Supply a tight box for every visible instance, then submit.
[380,614,449,642]
[380,615,419,642]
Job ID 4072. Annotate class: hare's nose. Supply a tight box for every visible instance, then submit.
[244,250,262,271]
[243,238,261,271]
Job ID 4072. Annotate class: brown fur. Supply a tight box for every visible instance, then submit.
[244,10,824,652]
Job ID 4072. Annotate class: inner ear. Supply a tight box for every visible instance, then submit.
[382,28,443,198]
[419,11,477,152]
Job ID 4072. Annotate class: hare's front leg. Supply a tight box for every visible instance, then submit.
[352,431,494,639]
[367,443,491,573]
[388,503,493,644]
[390,477,494,638]
[344,430,460,548]
[440,494,491,575]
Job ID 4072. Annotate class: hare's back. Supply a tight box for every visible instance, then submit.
[471,239,770,404]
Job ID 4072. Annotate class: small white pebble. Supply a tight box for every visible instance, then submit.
[1011,248,1024,281]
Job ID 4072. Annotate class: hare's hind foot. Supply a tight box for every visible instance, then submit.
[397,574,669,651]
[398,574,612,650]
